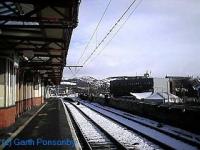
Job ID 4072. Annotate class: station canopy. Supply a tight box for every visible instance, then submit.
[0,0,80,84]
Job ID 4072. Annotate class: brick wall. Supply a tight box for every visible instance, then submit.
[0,97,45,128]
[0,106,16,128]
[16,97,44,117]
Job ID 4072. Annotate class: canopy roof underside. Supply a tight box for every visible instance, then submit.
[0,0,80,84]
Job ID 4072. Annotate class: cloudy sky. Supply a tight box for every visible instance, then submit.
[63,0,200,79]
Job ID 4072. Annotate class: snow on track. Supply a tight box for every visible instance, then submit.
[65,102,161,150]
[82,100,200,145]
[80,100,199,150]
[65,102,118,149]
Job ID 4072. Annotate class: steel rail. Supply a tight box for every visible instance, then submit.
[64,101,128,150]
[83,101,200,148]
[79,100,200,150]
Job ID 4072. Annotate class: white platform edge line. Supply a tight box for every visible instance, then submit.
[60,98,82,150]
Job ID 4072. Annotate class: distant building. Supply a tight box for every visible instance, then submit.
[153,78,170,93]
[110,76,153,97]
[110,76,170,97]
[166,76,200,98]
[144,92,181,104]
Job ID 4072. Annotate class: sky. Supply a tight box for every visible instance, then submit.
[63,0,200,80]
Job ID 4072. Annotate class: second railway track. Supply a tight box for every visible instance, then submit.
[80,100,200,148]
[64,97,200,150]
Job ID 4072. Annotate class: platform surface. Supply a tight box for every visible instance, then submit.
[3,98,76,150]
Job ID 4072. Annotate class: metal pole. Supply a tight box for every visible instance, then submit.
[167,80,170,103]
[88,82,90,96]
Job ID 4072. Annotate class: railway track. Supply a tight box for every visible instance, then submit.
[64,102,128,150]
[78,100,200,150]
[82,101,200,146]
[64,101,161,150]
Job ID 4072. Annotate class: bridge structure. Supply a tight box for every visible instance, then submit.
[0,0,80,128]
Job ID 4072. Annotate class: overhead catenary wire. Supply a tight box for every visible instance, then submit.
[75,0,139,75]
[81,0,137,66]
[76,0,112,66]
[87,0,144,66]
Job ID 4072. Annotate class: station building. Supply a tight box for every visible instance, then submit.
[0,57,45,128]
[0,0,80,128]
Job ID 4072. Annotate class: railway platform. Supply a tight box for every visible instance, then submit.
[1,98,77,150]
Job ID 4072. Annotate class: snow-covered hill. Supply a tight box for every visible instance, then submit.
[63,76,115,89]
